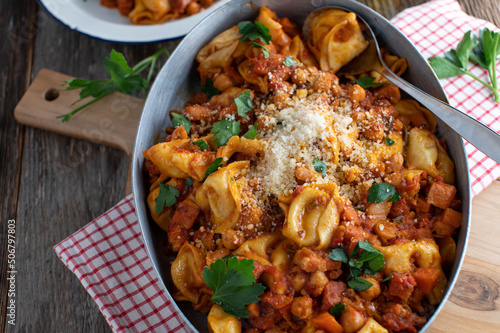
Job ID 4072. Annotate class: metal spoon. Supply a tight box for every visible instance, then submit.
[304,7,500,164]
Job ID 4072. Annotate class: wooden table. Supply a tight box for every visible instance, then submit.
[1,0,499,332]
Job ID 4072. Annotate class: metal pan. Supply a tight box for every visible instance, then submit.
[132,1,471,331]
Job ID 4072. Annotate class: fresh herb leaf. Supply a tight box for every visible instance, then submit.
[382,273,394,283]
[328,247,349,264]
[237,21,272,45]
[184,177,193,189]
[155,181,180,214]
[201,78,220,99]
[312,157,327,178]
[203,256,266,318]
[367,183,401,204]
[354,205,365,211]
[354,76,387,89]
[429,29,500,102]
[193,139,209,151]
[283,55,297,67]
[250,42,270,59]
[235,91,252,118]
[171,112,191,135]
[348,277,373,291]
[204,157,223,180]
[57,48,168,122]
[243,124,258,140]
[329,302,345,319]
[385,138,395,146]
[211,119,241,147]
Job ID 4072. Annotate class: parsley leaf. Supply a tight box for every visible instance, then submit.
[237,21,272,45]
[58,48,168,122]
[354,76,387,89]
[329,302,345,319]
[201,78,220,99]
[385,138,395,146]
[348,277,373,291]
[382,273,394,283]
[204,157,223,180]
[155,181,180,214]
[193,139,209,151]
[283,55,297,67]
[203,256,265,318]
[367,183,401,204]
[211,119,240,147]
[243,124,258,140]
[171,112,191,135]
[184,177,193,189]
[235,91,252,118]
[429,29,500,102]
[328,240,384,291]
[250,42,270,58]
[312,157,327,178]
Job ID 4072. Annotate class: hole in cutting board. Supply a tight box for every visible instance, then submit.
[44,88,59,101]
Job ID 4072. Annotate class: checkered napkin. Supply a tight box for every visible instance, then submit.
[54,1,500,332]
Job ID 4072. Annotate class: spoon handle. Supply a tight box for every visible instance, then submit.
[381,68,500,164]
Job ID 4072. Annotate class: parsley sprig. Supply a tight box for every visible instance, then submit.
[429,29,500,102]
[367,183,401,204]
[237,21,272,45]
[155,181,180,214]
[203,256,265,318]
[57,48,168,122]
[328,241,385,291]
[201,78,220,99]
[354,76,387,89]
[312,157,327,178]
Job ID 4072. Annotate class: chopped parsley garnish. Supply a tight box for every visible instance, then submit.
[354,76,387,89]
[204,157,223,180]
[329,302,345,319]
[237,21,272,45]
[193,139,209,151]
[312,157,327,178]
[385,137,395,146]
[328,241,385,291]
[154,181,180,214]
[283,55,297,67]
[367,183,401,204]
[235,91,252,118]
[201,78,220,99]
[184,177,193,189]
[243,124,258,140]
[382,273,394,283]
[203,256,265,318]
[354,205,365,211]
[211,119,241,147]
[250,42,270,58]
[171,112,191,135]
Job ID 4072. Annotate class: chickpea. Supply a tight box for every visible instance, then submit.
[291,271,308,292]
[348,84,366,103]
[292,67,310,86]
[310,271,329,288]
[221,229,244,250]
[291,296,313,319]
[340,306,366,333]
[185,2,201,15]
[213,74,234,92]
[358,277,382,301]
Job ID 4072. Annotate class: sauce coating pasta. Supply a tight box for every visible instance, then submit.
[143,7,462,333]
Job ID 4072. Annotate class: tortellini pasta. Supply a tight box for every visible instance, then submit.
[129,0,177,25]
[195,161,249,233]
[208,304,241,333]
[280,184,340,249]
[307,9,369,72]
[143,139,215,181]
[406,127,455,184]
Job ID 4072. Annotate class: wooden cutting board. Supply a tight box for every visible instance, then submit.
[14,69,500,332]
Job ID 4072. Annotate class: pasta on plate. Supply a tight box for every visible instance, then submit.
[100,0,215,24]
[143,7,463,333]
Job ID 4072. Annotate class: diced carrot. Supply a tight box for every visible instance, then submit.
[440,208,463,228]
[413,267,441,294]
[416,197,431,213]
[313,312,344,333]
[426,182,456,209]
[247,303,260,317]
[432,220,455,237]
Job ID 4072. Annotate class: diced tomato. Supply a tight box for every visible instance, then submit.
[388,273,416,302]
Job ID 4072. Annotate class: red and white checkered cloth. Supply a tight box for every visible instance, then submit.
[54,1,500,332]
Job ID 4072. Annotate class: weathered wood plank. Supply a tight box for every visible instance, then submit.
[0,0,36,332]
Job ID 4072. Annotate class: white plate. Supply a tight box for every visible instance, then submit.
[38,0,231,43]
